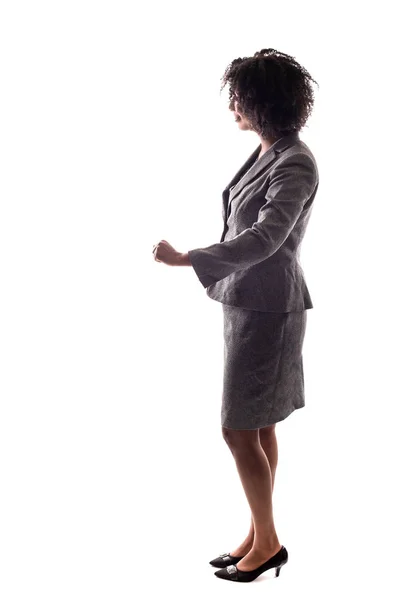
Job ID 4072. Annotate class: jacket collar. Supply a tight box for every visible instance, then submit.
[223,131,300,207]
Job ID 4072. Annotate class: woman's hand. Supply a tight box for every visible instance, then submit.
[152,240,187,266]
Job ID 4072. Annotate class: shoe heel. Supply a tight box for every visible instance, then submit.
[275,566,281,577]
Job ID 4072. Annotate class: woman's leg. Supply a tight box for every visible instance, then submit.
[222,424,281,570]
[249,425,279,545]
[228,424,278,557]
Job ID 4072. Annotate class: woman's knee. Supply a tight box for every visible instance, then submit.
[221,426,259,450]
[259,423,276,440]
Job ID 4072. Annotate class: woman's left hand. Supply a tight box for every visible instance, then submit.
[152,240,183,266]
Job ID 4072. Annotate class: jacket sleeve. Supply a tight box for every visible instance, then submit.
[188,152,318,288]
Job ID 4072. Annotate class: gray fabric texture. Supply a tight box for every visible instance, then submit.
[188,131,319,312]
[221,305,307,430]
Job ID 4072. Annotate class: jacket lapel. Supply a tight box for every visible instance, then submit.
[222,131,301,222]
[221,146,260,220]
[220,131,299,242]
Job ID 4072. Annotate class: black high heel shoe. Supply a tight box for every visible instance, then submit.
[209,552,245,568]
[213,545,288,583]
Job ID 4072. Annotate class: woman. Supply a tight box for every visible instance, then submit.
[152,48,319,583]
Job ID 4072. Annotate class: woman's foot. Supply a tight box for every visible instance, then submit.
[229,535,254,558]
[235,542,282,571]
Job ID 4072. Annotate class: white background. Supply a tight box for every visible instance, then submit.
[1,1,399,598]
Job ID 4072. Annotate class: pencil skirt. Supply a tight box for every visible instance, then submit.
[221,304,308,430]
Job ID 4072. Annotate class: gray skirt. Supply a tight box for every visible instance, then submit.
[221,304,308,430]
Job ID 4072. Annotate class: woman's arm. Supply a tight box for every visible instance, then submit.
[187,153,317,288]
[177,252,192,266]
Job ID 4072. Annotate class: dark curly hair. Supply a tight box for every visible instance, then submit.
[220,48,319,139]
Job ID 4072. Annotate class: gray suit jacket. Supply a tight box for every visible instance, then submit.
[188,131,319,312]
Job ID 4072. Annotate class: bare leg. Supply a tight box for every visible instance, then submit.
[229,424,278,557]
[222,425,281,571]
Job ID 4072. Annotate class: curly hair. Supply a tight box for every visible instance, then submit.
[220,48,319,139]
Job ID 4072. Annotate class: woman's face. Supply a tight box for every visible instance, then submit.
[229,94,253,131]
